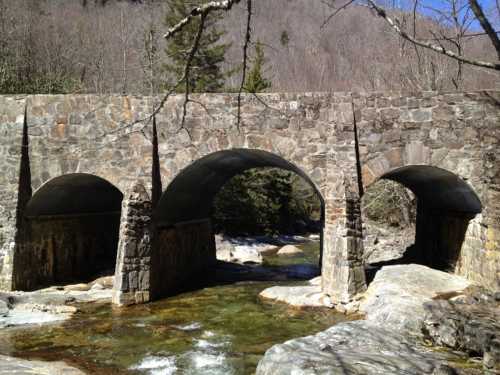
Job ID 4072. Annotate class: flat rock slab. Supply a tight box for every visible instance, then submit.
[257,320,456,375]
[0,355,84,375]
[360,264,471,333]
[0,286,112,329]
[260,284,333,308]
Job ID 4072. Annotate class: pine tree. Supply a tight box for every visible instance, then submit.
[163,0,230,93]
[244,40,271,93]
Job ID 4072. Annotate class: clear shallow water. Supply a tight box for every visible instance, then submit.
[0,242,350,374]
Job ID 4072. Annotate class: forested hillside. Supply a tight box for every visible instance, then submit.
[0,0,497,94]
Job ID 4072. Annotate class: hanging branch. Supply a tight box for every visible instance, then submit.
[236,0,253,130]
[179,12,207,138]
[163,0,241,39]
[365,0,500,71]
[468,0,500,60]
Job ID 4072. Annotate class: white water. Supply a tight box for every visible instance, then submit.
[129,355,177,375]
[173,322,203,331]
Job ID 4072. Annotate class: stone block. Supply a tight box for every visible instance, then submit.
[410,109,432,122]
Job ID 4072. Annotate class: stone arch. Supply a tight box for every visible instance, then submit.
[155,148,325,224]
[361,163,482,274]
[14,173,123,290]
[150,149,325,299]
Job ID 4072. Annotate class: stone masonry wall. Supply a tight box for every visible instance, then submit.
[14,213,120,291]
[354,91,500,289]
[151,219,216,300]
[0,91,499,300]
[0,96,26,290]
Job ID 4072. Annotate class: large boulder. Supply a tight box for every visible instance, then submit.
[422,287,500,372]
[359,264,471,333]
[257,320,456,375]
[257,264,477,374]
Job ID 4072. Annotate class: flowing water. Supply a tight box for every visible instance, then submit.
[0,241,352,374]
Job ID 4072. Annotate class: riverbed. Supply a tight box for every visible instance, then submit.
[0,241,352,374]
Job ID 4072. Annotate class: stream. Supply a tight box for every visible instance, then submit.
[0,242,353,374]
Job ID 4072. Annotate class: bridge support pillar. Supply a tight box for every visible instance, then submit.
[322,179,367,304]
[112,183,152,306]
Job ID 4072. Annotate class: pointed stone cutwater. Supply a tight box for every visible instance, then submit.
[112,182,152,306]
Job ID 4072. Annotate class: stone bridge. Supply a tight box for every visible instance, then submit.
[0,91,498,305]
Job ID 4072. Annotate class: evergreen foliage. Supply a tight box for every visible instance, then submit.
[212,168,321,236]
[163,0,231,92]
[244,40,271,93]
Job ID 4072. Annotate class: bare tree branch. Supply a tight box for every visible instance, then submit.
[237,0,252,130]
[468,0,500,60]
[179,12,207,138]
[366,0,500,71]
[163,0,241,39]
[321,0,356,29]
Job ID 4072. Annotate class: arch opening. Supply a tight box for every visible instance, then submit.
[152,149,325,298]
[362,165,482,274]
[16,173,123,290]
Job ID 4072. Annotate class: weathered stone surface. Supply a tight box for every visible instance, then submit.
[359,264,471,333]
[150,218,216,300]
[257,265,480,375]
[0,354,85,375]
[256,320,457,375]
[277,244,303,255]
[259,277,334,308]
[422,287,500,372]
[112,182,152,306]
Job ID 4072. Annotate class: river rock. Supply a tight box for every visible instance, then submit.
[64,283,91,292]
[277,245,303,255]
[422,287,500,371]
[256,320,454,375]
[231,246,263,264]
[89,275,114,289]
[359,264,471,333]
[215,235,264,264]
[258,245,279,256]
[260,284,333,308]
[0,354,85,375]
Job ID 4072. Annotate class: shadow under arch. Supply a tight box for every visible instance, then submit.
[15,173,123,291]
[367,165,482,275]
[155,149,325,224]
[151,149,325,299]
